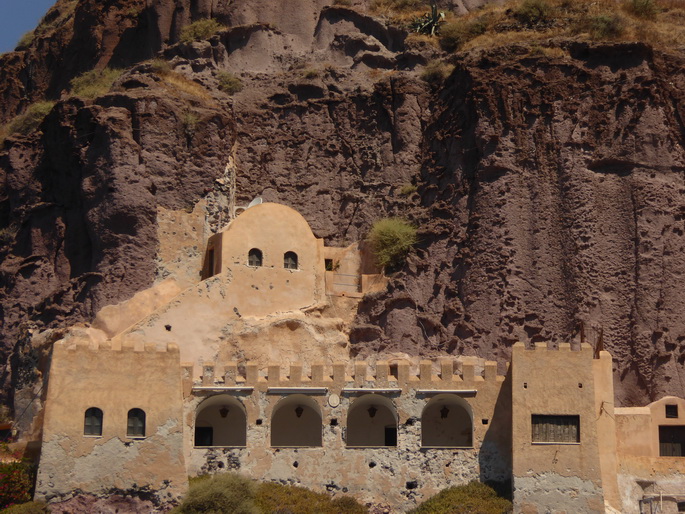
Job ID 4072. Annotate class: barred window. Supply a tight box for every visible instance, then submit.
[248,248,263,267]
[84,407,103,436]
[127,408,146,437]
[666,404,679,419]
[532,415,580,443]
[284,251,298,270]
[659,426,685,457]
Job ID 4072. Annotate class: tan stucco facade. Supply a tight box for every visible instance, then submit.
[35,337,187,506]
[30,202,685,512]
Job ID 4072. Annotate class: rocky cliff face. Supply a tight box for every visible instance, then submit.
[1,0,685,408]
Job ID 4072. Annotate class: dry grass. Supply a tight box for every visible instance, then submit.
[161,72,212,101]
[435,0,685,53]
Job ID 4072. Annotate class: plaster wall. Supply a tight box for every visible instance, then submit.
[35,338,187,507]
[511,343,605,513]
[614,397,685,513]
[182,358,511,510]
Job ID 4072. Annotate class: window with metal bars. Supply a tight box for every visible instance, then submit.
[284,251,298,270]
[84,407,103,436]
[127,408,146,437]
[531,415,580,443]
[659,426,685,456]
[248,248,262,267]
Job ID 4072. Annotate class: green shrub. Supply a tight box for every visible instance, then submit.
[2,501,49,513]
[399,184,418,195]
[333,0,352,5]
[176,473,258,514]
[149,58,172,75]
[16,31,35,49]
[368,217,418,270]
[624,0,658,19]
[421,60,454,85]
[255,482,367,514]
[70,68,122,99]
[409,481,512,514]
[302,68,320,79]
[3,101,55,140]
[180,19,224,44]
[439,18,487,52]
[514,0,553,26]
[586,14,625,39]
[217,71,243,95]
[0,461,36,510]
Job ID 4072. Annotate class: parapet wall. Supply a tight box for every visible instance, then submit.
[183,358,505,392]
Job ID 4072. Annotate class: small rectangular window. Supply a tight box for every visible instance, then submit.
[678,501,685,512]
[666,404,679,419]
[532,415,580,443]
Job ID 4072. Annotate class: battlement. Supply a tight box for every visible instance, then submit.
[513,342,594,352]
[183,358,506,392]
[58,339,179,354]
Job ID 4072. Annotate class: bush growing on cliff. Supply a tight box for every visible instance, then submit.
[624,0,658,19]
[180,19,224,44]
[514,0,553,26]
[420,60,454,85]
[0,101,55,144]
[217,71,243,95]
[439,18,487,52]
[584,14,625,39]
[408,481,512,514]
[368,217,418,271]
[70,68,122,99]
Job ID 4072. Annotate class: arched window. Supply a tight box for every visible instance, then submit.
[271,394,322,447]
[347,394,398,447]
[421,394,473,448]
[248,248,263,267]
[194,395,247,447]
[284,251,298,270]
[127,408,146,437]
[84,407,103,436]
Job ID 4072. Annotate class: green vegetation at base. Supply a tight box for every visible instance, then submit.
[399,183,418,195]
[174,473,367,514]
[217,71,243,95]
[408,481,513,514]
[255,482,367,514]
[368,217,418,271]
[70,68,122,99]
[180,19,225,44]
[0,460,37,510]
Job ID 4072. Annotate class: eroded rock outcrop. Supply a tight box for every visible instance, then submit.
[1,0,685,411]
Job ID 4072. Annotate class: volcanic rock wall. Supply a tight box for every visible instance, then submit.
[1,0,685,409]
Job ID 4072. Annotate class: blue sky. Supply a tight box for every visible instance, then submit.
[0,0,57,53]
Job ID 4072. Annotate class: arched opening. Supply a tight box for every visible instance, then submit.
[127,408,146,437]
[346,394,398,447]
[421,394,473,448]
[248,248,263,267]
[284,251,298,270]
[271,394,322,447]
[84,407,103,436]
[195,395,247,447]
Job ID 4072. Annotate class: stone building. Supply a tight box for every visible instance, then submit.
[28,203,685,512]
